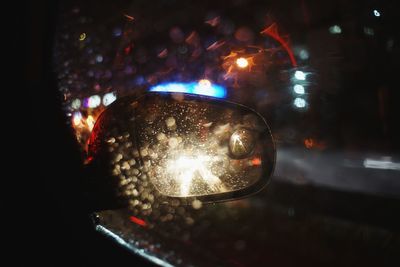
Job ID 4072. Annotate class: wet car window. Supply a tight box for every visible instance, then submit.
[53,0,400,266]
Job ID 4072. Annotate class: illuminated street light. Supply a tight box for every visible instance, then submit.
[236,57,249,68]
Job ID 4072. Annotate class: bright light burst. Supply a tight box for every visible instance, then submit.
[165,152,225,196]
[198,79,211,88]
[150,120,244,197]
[236,57,249,68]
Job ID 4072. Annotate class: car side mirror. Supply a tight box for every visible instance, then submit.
[85,92,275,209]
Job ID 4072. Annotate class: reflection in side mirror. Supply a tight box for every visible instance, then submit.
[87,92,275,205]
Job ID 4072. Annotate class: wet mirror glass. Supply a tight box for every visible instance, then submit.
[88,92,275,202]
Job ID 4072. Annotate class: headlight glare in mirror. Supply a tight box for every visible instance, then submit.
[87,91,275,204]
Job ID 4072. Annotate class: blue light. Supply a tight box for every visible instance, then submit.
[149,81,227,98]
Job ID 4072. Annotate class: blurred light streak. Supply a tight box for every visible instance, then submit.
[205,16,220,27]
[157,48,168,58]
[260,23,297,67]
[129,216,147,227]
[363,158,400,170]
[149,81,227,98]
[206,40,226,51]
[124,14,135,21]
[86,115,95,131]
[95,225,174,267]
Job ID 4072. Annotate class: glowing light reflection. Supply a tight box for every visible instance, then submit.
[129,216,147,227]
[72,111,83,126]
[363,157,400,170]
[95,225,174,267]
[165,153,225,196]
[86,115,95,131]
[149,81,227,98]
[236,57,249,68]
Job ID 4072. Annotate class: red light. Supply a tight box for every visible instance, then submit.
[84,156,94,165]
[251,157,262,166]
[129,216,147,227]
[260,23,297,67]
[123,14,135,21]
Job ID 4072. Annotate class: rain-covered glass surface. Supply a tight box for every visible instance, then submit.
[87,92,275,200]
[53,0,400,266]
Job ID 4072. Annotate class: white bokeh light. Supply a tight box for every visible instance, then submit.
[294,97,306,108]
[329,25,342,34]
[71,98,81,110]
[294,70,306,80]
[293,84,305,94]
[102,92,117,106]
[88,95,101,108]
